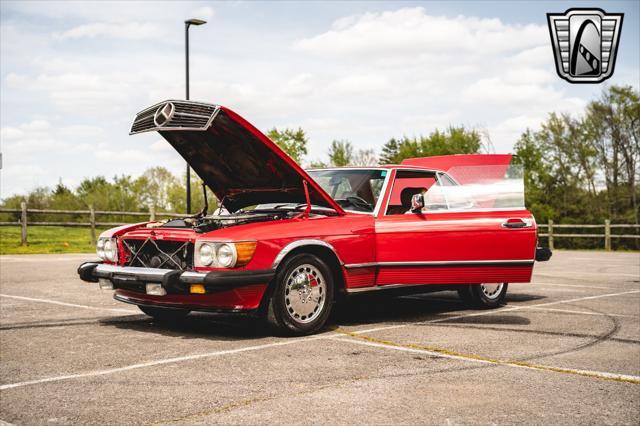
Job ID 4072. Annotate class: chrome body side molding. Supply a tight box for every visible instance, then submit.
[344,259,535,269]
[345,283,427,294]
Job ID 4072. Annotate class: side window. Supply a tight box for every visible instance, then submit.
[438,173,456,186]
[436,172,474,210]
[385,171,441,215]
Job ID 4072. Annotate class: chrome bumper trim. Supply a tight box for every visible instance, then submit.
[180,271,209,283]
[93,264,207,283]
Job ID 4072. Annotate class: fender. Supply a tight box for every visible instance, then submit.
[271,239,344,269]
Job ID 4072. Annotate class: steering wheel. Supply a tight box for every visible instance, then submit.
[337,193,373,211]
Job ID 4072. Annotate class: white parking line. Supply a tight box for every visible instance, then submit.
[522,307,639,318]
[0,255,92,262]
[536,272,640,279]
[2,289,638,391]
[0,294,137,314]
[425,289,640,324]
[0,335,330,390]
[532,282,618,290]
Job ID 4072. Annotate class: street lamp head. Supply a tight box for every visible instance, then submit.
[185,18,207,26]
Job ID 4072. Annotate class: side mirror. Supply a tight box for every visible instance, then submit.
[410,193,424,213]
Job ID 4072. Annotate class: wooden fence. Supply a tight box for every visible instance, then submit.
[1,203,639,250]
[0,202,183,246]
[537,220,639,250]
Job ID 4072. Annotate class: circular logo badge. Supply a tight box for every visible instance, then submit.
[153,102,175,127]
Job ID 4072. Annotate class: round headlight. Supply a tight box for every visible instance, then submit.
[216,243,236,268]
[96,239,105,259]
[103,239,117,262]
[199,243,214,266]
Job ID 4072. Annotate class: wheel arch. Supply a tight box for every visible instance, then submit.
[271,240,346,296]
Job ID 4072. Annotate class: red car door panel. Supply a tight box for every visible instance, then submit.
[375,210,536,285]
[372,169,537,287]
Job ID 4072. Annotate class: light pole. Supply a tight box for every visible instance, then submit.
[184,18,206,214]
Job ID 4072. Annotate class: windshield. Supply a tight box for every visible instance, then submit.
[306,169,387,213]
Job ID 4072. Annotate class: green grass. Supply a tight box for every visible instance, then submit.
[0,226,108,255]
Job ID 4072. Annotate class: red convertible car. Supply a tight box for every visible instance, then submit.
[78,100,549,335]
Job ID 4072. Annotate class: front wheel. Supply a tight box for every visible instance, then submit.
[138,305,190,321]
[458,283,508,308]
[265,253,334,336]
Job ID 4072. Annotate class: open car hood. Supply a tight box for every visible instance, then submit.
[130,100,344,214]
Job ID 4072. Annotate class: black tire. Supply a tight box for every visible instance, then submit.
[138,305,190,321]
[265,253,334,336]
[457,283,508,309]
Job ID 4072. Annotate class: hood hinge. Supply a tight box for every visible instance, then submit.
[302,180,311,218]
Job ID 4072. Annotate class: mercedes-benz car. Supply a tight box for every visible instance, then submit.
[78,100,549,335]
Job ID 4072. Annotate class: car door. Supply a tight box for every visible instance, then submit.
[373,169,536,287]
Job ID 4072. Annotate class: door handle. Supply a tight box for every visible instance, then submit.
[502,219,530,229]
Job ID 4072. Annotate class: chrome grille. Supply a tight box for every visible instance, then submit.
[122,238,194,271]
[129,100,220,135]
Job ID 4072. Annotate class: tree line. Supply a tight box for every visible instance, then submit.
[2,86,638,248]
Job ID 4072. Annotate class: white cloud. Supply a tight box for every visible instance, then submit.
[1,2,637,198]
[151,139,172,151]
[295,7,545,58]
[95,148,149,162]
[53,21,162,40]
[463,78,560,106]
[192,6,215,19]
[329,74,390,96]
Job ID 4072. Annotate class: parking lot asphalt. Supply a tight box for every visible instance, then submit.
[1,251,639,425]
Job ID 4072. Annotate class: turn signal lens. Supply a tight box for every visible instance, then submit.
[235,241,257,266]
[190,284,206,294]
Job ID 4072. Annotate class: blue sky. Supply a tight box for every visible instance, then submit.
[1,0,638,198]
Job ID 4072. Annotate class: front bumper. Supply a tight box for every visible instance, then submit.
[77,262,275,294]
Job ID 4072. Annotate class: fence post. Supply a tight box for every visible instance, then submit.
[604,219,611,251]
[20,202,28,246]
[548,219,554,250]
[150,206,156,222]
[89,205,97,246]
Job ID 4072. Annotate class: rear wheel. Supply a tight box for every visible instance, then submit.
[458,283,508,308]
[266,253,334,336]
[138,305,190,321]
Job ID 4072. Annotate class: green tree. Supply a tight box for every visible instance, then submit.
[266,127,308,163]
[513,85,639,249]
[50,180,83,212]
[328,140,353,167]
[379,138,401,164]
[352,148,378,166]
[396,126,481,161]
[76,176,115,210]
[307,160,329,168]
[135,167,179,211]
[168,172,218,214]
[585,85,640,224]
